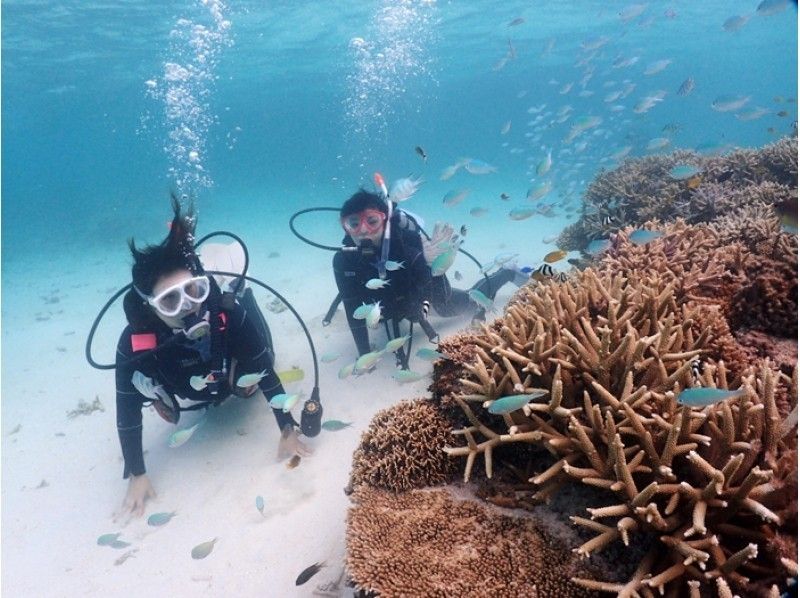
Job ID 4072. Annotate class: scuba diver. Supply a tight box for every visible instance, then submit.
[106,197,316,517]
[332,181,527,365]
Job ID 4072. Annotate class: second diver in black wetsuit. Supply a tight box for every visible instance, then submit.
[332,189,525,364]
[115,198,311,517]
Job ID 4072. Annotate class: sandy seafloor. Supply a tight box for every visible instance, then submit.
[0,180,576,596]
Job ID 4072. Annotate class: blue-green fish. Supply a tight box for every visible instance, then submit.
[629,229,664,245]
[269,393,300,412]
[468,289,494,311]
[191,538,217,560]
[669,164,700,180]
[677,387,746,407]
[416,348,451,361]
[366,278,390,290]
[355,350,384,372]
[464,159,497,175]
[353,303,374,320]
[237,369,267,387]
[366,301,382,329]
[169,420,204,448]
[256,495,265,516]
[392,370,427,383]
[487,391,548,414]
[147,511,177,527]
[320,351,340,363]
[338,363,355,379]
[110,540,132,549]
[97,533,122,546]
[384,335,410,353]
[536,149,552,176]
[431,247,458,276]
[321,419,353,431]
[509,206,537,221]
[443,189,470,207]
[585,239,611,254]
[527,180,553,200]
[385,260,405,271]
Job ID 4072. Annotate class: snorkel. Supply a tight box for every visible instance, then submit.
[373,172,392,280]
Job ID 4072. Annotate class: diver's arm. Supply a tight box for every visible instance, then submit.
[115,331,148,479]
[333,251,371,355]
[400,231,434,318]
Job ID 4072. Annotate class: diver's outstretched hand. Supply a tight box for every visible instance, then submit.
[117,474,156,520]
[278,424,314,460]
[422,222,455,267]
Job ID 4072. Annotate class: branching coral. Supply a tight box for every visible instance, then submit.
[349,399,457,493]
[441,269,797,597]
[346,486,601,597]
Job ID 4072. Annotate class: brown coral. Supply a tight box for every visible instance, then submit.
[346,486,601,597]
[349,399,457,493]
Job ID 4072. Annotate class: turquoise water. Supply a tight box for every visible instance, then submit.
[2,0,797,264]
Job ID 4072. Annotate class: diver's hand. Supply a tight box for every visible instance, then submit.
[277,424,314,460]
[423,222,455,267]
[119,474,156,518]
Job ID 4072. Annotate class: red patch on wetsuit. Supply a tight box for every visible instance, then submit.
[218,312,227,331]
[131,333,157,352]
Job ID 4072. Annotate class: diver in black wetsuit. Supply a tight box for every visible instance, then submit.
[332,189,522,361]
[115,198,310,517]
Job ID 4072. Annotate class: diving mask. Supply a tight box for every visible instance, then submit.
[341,209,387,235]
[144,275,211,318]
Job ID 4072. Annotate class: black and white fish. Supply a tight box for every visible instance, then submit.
[415,146,427,162]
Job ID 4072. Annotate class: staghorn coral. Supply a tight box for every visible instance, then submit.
[441,268,797,597]
[349,399,457,493]
[346,486,601,598]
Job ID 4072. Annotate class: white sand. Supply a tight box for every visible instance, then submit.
[1,206,572,596]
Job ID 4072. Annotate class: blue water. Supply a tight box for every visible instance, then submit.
[2,0,797,264]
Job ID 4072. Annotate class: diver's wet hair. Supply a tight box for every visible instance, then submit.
[128,193,202,296]
[340,189,388,219]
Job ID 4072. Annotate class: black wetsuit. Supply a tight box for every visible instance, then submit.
[115,287,292,478]
[332,209,515,355]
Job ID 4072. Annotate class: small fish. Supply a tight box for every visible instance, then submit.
[353,302,374,320]
[508,17,525,27]
[268,393,301,411]
[499,192,510,201]
[531,264,554,282]
[338,363,355,380]
[756,0,788,16]
[468,289,494,311]
[723,15,750,31]
[486,391,547,414]
[500,121,511,135]
[460,224,468,236]
[388,176,423,203]
[416,348,450,361]
[366,278,390,290]
[321,419,353,431]
[320,351,340,363]
[237,370,267,387]
[385,260,405,271]
[669,164,700,180]
[440,163,461,181]
[277,368,304,384]
[777,110,789,117]
[629,229,664,245]
[493,252,518,266]
[97,533,122,546]
[384,335,410,353]
[286,455,301,469]
[431,247,459,276]
[110,540,132,549]
[643,59,671,76]
[585,238,611,254]
[736,108,770,121]
[169,420,203,448]
[392,370,427,383]
[463,159,497,175]
[676,77,695,96]
[191,538,218,560]
[686,175,702,189]
[536,149,552,176]
[296,562,326,586]
[415,146,427,162]
[366,301,382,329]
[453,270,463,281]
[355,350,384,372]
[527,180,552,200]
[646,137,670,151]
[147,511,177,527]
[7,424,21,436]
[256,495,265,515]
[190,374,213,391]
[677,387,746,407]
[712,94,750,112]
[543,249,568,263]
[470,207,488,217]
[776,197,798,234]
[443,188,470,207]
[619,3,647,22]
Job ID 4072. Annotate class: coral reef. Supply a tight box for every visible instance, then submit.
[346,486,600,598]
[557,136,798,252]
[348,399,457,493]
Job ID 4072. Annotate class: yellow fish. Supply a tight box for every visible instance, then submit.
[286,455,301,469]
[277,368,304,384]
[686,175,702,189]
[543,249,568,263]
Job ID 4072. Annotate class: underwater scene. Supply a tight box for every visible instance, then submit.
[2,0,798,596]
